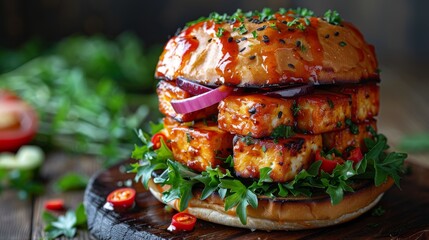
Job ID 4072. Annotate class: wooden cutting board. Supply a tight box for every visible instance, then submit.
[84,160,429,240]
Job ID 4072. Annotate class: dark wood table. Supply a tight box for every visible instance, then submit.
[1,61,428,239]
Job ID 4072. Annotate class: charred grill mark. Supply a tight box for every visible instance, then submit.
[284,138,305,152]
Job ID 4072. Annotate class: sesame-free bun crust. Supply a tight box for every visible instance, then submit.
[156,15,379,87]
[148,178,393,230]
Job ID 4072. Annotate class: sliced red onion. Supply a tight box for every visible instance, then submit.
[171,85,233,114]
[263,84,314,98]
[177,77,213,96]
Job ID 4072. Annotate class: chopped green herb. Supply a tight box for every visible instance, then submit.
[327,98,335,109]
[292,101,300,116]
[237,24,248,34]
[269,22,278,30]
[262,145,267,153]
[345,118,359,135]
[216,27,225,37]
[242,133,254,146]
[252,30,258,39]
[271,125,295,139]
[339,41,347,47]
[186,132,193,143]
[324,10,342,25]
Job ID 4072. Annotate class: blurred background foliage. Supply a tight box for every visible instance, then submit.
[0,33,162,166]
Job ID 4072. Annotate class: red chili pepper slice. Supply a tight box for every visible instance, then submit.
[169,212,197,231]
[45,199,65,211]
[151,133,168,150]
[106,188,136,209]
[316,150,345,174]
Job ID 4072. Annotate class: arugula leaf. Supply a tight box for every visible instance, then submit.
[154,160,197,211]
[194,167,231,200]
[55,173,89,192]
[149,121,164,135]
[219,179,258,224]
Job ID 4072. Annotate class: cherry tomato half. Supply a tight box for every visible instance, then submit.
[151,133,168,150]
[346,147,364,164]
[316,150,345,174]
[106,188,136,209]
[44,199,65,211]
[0,91,38,152]
[170,212,197,231]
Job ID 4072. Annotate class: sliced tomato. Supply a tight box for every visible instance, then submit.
[0,91,38,152]
[347,147,363,164]
[0,90,20,101]
[151,133,168,150]
[316,150,344,174]
[106,187,136,209]
[45,199,65,211]
[170,212,197,231]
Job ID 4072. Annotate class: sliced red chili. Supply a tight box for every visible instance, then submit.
[170,212,197,231]
[151,133,168,150]
[316,150,344,174]
[106,188,136,209]
[45,199,65,211]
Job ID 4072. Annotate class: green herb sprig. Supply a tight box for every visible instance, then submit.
[324,10,342,25]
[43,203,87,240]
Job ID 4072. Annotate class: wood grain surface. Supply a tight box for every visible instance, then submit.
[84,159,429,240]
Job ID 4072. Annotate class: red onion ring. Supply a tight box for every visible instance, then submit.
[171,85,233,114]
[177,77,213,96]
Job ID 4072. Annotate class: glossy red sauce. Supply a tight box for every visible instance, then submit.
[157,12,377,85]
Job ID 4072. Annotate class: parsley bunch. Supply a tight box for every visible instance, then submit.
[130,124,406,225]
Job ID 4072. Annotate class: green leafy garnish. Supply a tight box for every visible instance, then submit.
[131,126,406,226]
[43,203,87,240]
[324,10,342,25]
[216,27,225,37]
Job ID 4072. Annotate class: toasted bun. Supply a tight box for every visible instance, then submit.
[148,178,393,230]
[156,12,379,87]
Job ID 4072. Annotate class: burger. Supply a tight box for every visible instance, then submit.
[131,8,407,230]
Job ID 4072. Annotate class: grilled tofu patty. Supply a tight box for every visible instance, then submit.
[322,119,377,152]
[164,118,233,172]
[330,83,379,123]
[157,80,218,122]
[218,94,294,138]
[295,91,352,134]
[233,134,322,182]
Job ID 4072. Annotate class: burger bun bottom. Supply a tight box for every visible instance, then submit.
[148,178,393,230]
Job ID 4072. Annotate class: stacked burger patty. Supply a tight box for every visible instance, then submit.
[158,80,379,181]
[154,8,381,180]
